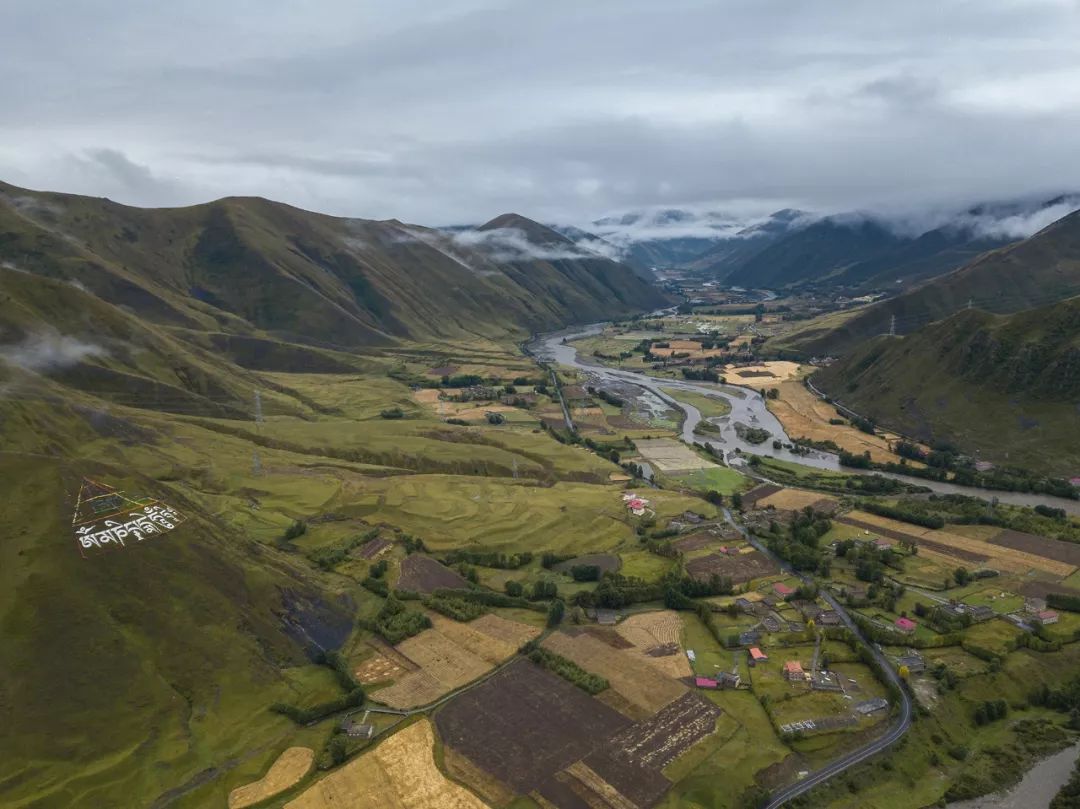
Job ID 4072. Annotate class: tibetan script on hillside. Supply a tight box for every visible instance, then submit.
[72,478,186,557]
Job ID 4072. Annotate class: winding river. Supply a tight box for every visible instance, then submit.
[529,324,1080,517]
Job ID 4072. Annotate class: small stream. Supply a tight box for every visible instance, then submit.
[529,323,1080,516]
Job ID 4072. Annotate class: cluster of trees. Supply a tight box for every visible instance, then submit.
[739,426,771,445]
[271,688,365,725]
[380,407,405,419]
[308,528,381,571]
[529,580,559,600]
[1030,677,1080,723]
[370,596,431,644]
[862,501,946,529]
[427,594,487,622]
[360,557,390,596]
[973,699,1009,725]
[574,574,664,609]
[443,549,533,569]
[587,386,626,408]
[1048,592,1080,613]
[541,552,575,569]
[433,587,545,612]
[847,414,877,435]
[440,373,485,388]
[569,565,602,582]
[281,519,308,543]
[765,508,831,573]
[681,367,723,382]
[523,643,608,694]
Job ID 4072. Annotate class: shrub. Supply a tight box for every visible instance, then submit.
[379,407,405,419]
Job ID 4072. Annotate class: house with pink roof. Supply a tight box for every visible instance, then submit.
[895,617,917,633]
[773,582,795,598]
[695,676,718,689]
[1037,610,1059,625]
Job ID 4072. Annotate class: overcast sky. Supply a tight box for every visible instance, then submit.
[3,0,1079,226]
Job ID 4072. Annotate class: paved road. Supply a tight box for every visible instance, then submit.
[722,510,914,809]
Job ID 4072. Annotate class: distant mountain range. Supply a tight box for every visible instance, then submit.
[782,207,1080,356]
[572,195,1080,293]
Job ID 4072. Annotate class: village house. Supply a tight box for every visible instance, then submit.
[695,676,718,690]
[783,660,806,682]
[896,650,925,674]
[1036,610,1060,626]
[895,617,917,634]
[773,582,795,599]
[969,605,995,623]
[854,697,889,715]
[816,610,841,626]
[739,629,761,646]
[748,647,768,665]
[717,671,741,689]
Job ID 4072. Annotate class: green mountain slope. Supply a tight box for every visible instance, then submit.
[0,180,673,808]
[813,297,1080,475]
[785,210,1080,355]
[0,182,666,349]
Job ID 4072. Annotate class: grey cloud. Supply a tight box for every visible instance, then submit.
[0,332,108,372]
[450,228,599,262]
[1,0,1079,224]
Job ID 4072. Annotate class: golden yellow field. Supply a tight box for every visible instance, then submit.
[723,361,802,383]
[757,488,838,513]
[541,631,686,713]
[374,615,539,709]
[284,720,489,809]
[846,511,1076,577]
[765,380,914,463]
[615,610,692,678]
[228,747,314,809]
[468,613,543,649]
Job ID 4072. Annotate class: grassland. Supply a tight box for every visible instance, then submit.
[660,387,733,419]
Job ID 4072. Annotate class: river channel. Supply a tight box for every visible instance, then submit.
[529,324,1080,517]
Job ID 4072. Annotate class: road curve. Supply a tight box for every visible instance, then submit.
[722,510,914,809]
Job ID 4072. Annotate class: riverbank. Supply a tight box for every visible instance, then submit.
[528,324,1080,517]
[948,743,1080,809]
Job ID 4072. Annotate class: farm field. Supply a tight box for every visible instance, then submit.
[615,610,694,678]
[372,614,539,709]
[284,719,487,809]
[436,658,723,808]
[686,549,779,584]
[668,466,748,495]
[228,747,315,809]
[335,475,713,555]
[723,361,803,384]
[755,487,838,513]
[542,630,687,715]
[636,438,716,472]
[396,554,469,593]
[837,511,1077,578]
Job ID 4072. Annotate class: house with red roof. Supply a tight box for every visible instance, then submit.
[773,582,795,598]
[895,617,917,633]
[783,660,805,681]
[748,647,768,664]
[1037,610,1059,625]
